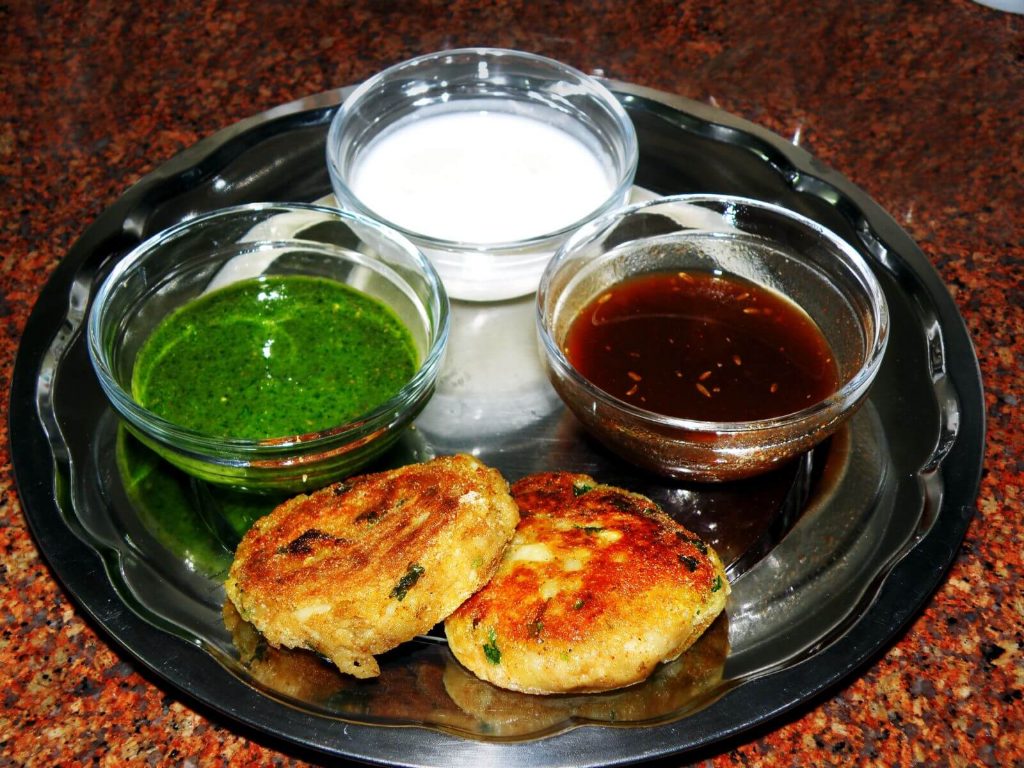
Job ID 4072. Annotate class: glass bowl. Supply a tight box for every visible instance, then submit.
[87,202,449,493]
[537,194,890,482]
[326,47,638,302]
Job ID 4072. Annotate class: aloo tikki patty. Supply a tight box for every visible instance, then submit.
[444,471,729,694]
[225,454,519,678]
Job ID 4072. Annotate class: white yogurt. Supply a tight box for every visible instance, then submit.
[349,110,614,245]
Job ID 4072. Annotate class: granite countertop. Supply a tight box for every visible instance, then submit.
[2,1,1021,765]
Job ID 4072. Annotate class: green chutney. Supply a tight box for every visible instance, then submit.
[131,275,418,440]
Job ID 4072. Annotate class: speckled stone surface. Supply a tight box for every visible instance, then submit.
[2,1,1021,766]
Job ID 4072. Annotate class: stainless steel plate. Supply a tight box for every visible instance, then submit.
[10,82,984,767]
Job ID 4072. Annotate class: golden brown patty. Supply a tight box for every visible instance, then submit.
[444,471,729,694]
[225,454,519,678]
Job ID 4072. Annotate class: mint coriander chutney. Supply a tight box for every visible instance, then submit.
[131,275,418,440]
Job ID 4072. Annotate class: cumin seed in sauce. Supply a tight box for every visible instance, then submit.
[563,270,839,421]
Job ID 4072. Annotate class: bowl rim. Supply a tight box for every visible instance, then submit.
[325,46,640,253]
[536,193,891,435]
[86,201,450,456]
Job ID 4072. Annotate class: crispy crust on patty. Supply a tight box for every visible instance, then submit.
[225,454,518,678]
[444,471,729,694]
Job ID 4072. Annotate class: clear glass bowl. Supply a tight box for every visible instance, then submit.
[326,47,638,302]
[537,194,890,482]
[87,202,449,492]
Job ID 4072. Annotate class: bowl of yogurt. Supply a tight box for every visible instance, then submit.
[326,48,638,301]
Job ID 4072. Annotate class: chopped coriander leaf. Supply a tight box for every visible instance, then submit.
[483,628,501,664]
[390,563,425,601]
[572,480,594,497]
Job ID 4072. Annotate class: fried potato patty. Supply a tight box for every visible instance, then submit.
[444,471,729,694]
[225,454,518,678]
